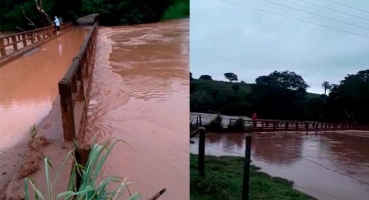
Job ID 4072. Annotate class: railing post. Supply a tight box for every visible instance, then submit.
[0,38,6,56]
[295,122,298,131]
[242,135,252,200]
[22,34,27,47]
[285,122,289,131]
[59,81,76,141]
[11,36,18,51]
[198,130,205,178]
[199,115,202,126]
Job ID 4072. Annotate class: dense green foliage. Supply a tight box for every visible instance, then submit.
[0,0,189,31]
[190,154,314,200]
[161,0,190,20]
[190,69,369,123]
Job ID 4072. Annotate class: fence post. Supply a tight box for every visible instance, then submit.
[198,130,205,178]
[242,135,252,200]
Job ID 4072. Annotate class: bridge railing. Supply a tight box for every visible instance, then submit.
[0,22,73,58]
[230,119,369,132]
[58,22,98,141]
[191,115,369,132]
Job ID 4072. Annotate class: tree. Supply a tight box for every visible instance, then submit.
[321,81,332,94]
[190,72,193,80]
[211,88,219,100]
[232,84,240,94]
[326,69,369,123]
[224,72,238,82]
[199,75,213,81]
[255,70,309,91]
[252,70,309,120]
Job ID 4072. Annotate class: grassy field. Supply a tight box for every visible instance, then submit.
[161,0,189,20]
[190,154,315,200]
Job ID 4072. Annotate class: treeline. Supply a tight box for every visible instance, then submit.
[0,0,189,31]
[190,69,369,124]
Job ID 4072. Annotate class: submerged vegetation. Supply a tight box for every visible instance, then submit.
[190,69,369,123]
[24,139,141,200]
[190,154,314,200]
[0,0,189,32]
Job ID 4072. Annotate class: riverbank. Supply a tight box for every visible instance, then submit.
[190,154,315,200]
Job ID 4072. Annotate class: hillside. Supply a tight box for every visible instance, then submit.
[190,79,320,99]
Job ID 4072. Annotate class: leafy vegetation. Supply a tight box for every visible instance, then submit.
[29,124,38,142]
[161,0,189,20]
[0,0,189,31]
[191,69,369,123]
[190,154,314,200]
[24,139,141,200]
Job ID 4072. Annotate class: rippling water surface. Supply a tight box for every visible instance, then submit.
[190,131,369,200]
[85,19,189,199]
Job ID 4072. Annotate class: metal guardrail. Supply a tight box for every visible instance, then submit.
[58,22,98,141]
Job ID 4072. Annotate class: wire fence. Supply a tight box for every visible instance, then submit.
[191,140,369,200]
[194,142,369,186]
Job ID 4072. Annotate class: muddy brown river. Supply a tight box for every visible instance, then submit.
[190,131,369,200]
[83,19,189,199]
[0,28,89,194]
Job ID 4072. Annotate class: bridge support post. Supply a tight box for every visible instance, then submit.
[59,81,76,141]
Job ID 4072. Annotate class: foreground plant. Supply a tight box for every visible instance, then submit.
[29,124,38,142]
[24,139,141,200]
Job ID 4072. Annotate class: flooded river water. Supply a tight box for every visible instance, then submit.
[0,28,89,194]
[0,28,89,150]
[190,131,369,200]
[84,19,189,199]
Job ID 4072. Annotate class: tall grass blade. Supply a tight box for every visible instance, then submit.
[53,151,73,191]
[44,157,52,199]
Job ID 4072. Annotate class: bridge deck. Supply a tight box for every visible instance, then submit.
[0,27,90,150]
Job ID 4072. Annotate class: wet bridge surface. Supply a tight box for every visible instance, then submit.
[0,27,89,193]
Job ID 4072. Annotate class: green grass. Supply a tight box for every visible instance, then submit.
[161,0,189,20]
[24,139,141,200]
[190,154,315,200]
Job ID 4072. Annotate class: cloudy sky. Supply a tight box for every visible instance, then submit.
[190,0,369,94]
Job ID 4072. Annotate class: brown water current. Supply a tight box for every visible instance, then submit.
[190,131,369,200]
[0,28,89,192]
[84,19,189,199]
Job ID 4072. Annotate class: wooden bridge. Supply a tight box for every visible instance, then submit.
[0,20,98,141]
[0,23,73,66]
[191,114,369,132]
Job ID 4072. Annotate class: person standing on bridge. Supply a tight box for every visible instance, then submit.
[54,16,60,35]
[252,113,257,128]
